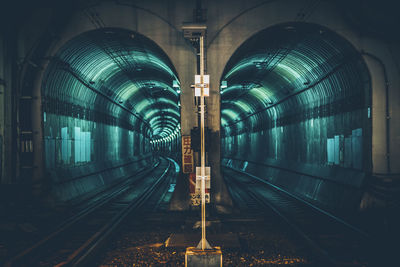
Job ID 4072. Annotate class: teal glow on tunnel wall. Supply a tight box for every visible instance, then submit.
[220,22,371,212]
[40,28,181,200]
[43,28,180,142]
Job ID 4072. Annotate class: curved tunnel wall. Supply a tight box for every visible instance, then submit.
[41,28,181,202]
[221,23,371,213]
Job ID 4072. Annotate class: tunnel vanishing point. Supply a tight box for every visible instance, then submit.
[0,0,399,219]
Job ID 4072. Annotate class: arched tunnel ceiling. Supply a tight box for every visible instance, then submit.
[220,22,369,135]
[42,28,180,139]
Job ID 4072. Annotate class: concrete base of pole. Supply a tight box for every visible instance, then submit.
[196,238,212,250]
[185,247,222,267]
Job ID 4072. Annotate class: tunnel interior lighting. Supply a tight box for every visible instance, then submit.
[220,22,370,139]
[42,28,181,146]
[220,80,227,89]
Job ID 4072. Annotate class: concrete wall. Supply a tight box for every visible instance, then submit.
[0,33,17,185]
[0,36,5,183]
[222,124,368,213]
[42,111,154,202]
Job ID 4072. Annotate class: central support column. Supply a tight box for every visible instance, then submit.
[170,5,233,213]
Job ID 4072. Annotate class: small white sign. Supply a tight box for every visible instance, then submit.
[194,75,210,97]
[195,87,201,97]
[203,87,209,96]
[195,167,211,190]
[203,75,210,84]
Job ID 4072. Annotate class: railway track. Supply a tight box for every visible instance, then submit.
[5,157,175,267]
[223,165,375,266]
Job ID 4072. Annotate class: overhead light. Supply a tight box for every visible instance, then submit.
[146,83,155,88]
[177,90,181,94]
[173,80,179,88]
[253,61,267,69]
[220,80,227,89]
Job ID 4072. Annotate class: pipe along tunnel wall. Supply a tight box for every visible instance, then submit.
[220,23,371,214]
[39,29,181,203]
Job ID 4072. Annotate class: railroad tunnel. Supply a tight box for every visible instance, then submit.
[38,28,181,202]
[1,0,399,265]
[220,22,371,214]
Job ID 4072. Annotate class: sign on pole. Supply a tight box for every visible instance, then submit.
[194,75,210,97]
[182,136,194,173]
[196,166,210,203]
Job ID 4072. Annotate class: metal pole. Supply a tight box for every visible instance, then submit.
[199,35,206,250]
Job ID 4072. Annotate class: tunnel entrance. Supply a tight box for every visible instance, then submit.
[38,28,181,202]
[220,22,371,213]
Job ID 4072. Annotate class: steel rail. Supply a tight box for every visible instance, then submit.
[223,170,339,265]
[4,161,161,267]
[223,167,372,265]
[224,165,370,238]
[57,159,172,267]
